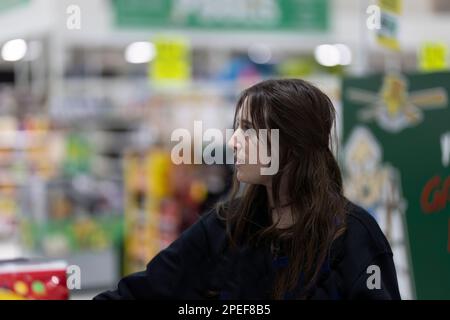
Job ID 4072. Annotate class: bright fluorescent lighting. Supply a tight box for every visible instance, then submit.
[335,44,352,65]
[125,41,156,64]
[2,39,27,62]
[314,44,340,67]
[248,44,272,64]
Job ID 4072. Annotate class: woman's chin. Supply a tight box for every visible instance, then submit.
[236,170,244,181]
[236,170,255,184]
[236,169,248,183]
[235,164,268,185]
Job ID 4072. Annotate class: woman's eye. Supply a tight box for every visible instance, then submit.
[241,123,252,131]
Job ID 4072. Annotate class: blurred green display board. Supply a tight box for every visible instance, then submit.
[112,0,328,31]
[22,215,123,254]
[342,72,450,299]
[0,0,29,12]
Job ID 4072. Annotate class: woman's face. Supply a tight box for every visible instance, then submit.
[227,102,272,186]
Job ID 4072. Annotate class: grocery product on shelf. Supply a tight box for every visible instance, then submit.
[123,148,218,274]
[0,115,58,249]
[0,259,69,300]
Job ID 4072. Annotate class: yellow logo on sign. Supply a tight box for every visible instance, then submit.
[381,74,407,117]
[347,73,448,132]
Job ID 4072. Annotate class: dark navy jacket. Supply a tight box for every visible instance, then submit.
[94,201,401,300]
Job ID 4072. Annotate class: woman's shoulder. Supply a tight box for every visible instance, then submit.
[320,201,401,299]
[198,198,240,229]
[344,201,392,255]
[195,197,247,255]
[193,202,230,256]
[328,200,394,278]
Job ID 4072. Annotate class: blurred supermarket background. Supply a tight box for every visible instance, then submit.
[0,0,449,300]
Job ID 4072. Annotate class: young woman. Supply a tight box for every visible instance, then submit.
[95,79,401,300]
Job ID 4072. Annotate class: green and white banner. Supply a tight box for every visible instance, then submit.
[0,0,29,13]
[112,0,329,31]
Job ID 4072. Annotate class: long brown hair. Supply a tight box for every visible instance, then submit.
[216,79,349,299]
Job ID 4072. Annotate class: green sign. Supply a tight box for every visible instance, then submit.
[0,0,29,12]
[342,72,450,299]
[112,0,329,31]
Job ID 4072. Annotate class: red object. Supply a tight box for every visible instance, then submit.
[0,260,69,300]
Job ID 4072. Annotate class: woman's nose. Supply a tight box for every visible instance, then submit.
[227,131,242,152]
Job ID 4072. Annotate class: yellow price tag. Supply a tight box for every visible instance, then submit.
[377,0,402,51]
[419,42,448,72]
[379,0,402,14]
[150,36,191,84]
